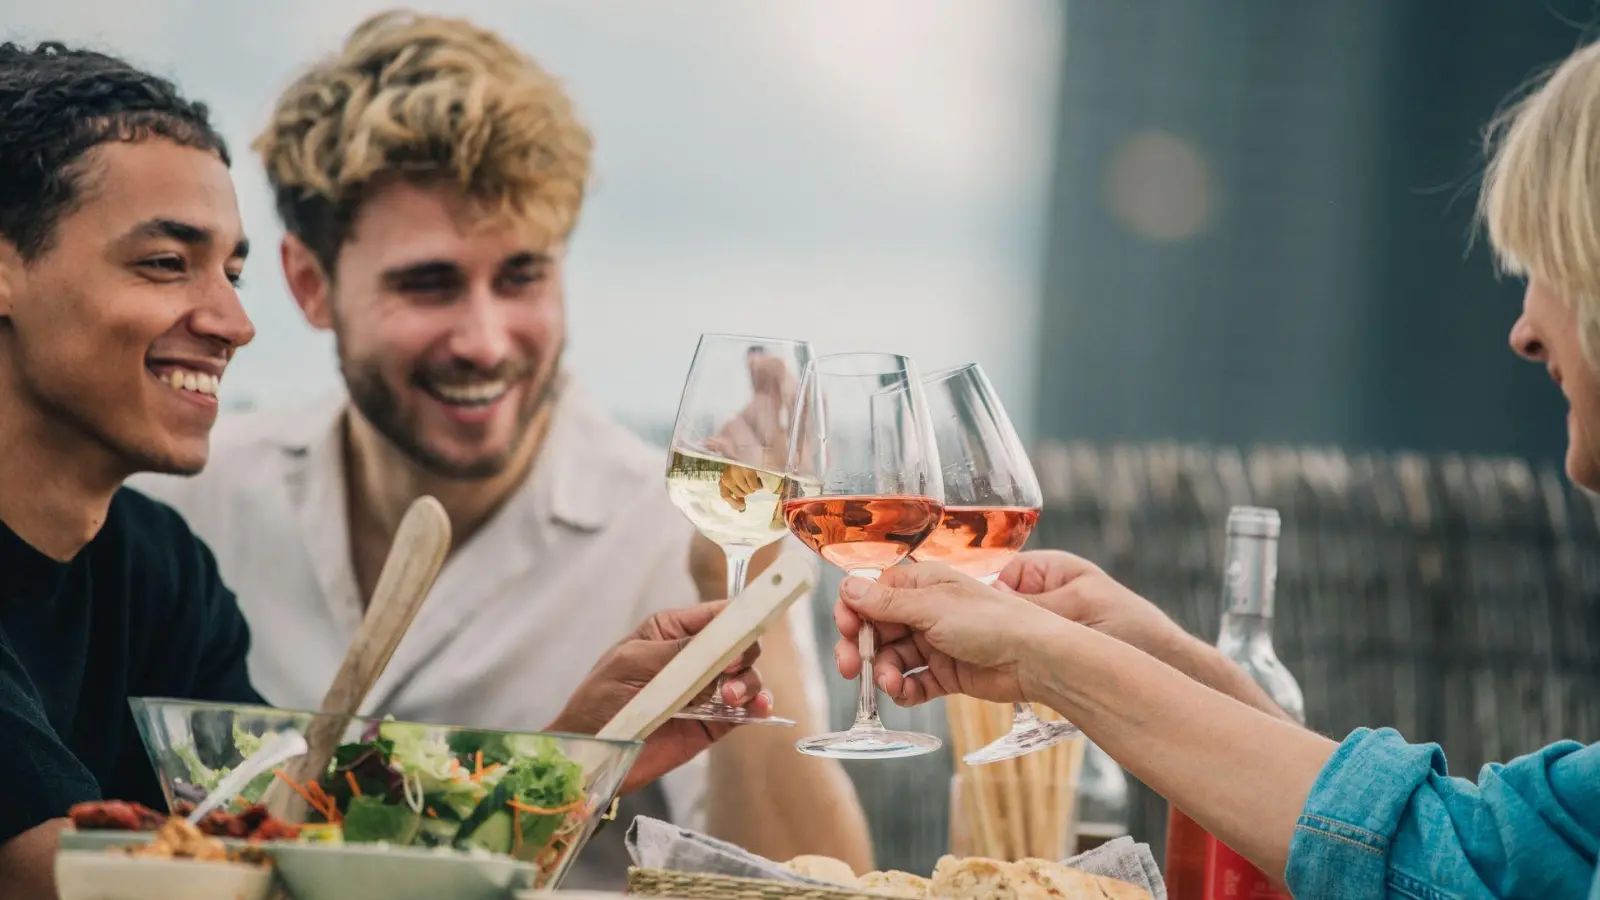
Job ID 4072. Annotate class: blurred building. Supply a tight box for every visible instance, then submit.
[1032,0,1595,461]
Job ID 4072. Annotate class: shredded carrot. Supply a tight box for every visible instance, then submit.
[474,750,484,775]
[345,771,362,797]
[306,780,343,825]
[273,770,323,814]
[506,798,584,817]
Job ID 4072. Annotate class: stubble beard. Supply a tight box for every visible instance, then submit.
[338,331,565,482]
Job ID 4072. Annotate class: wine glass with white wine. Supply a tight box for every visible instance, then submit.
[665,334,812,726]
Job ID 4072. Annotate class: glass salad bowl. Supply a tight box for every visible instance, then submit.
[127,698,642,891]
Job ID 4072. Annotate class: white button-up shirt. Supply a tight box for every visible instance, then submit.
[129,379,827,885]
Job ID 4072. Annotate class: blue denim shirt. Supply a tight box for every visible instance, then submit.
[1286,727,1599,899]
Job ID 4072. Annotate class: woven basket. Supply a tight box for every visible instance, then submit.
[627,867,904,900]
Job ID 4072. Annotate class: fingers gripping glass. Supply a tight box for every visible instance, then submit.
[910,363,1078,764]
[666,334,813,726]
[782,353,946,759]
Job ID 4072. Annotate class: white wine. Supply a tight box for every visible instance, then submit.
[666,449,789,550]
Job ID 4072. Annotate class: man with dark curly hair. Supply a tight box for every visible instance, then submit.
[0,40,773,900]
[0,41,260,899]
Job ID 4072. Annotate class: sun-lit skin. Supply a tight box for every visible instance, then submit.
[0,138,252,558]
[282,180,564,485]
[1508,276,1600,492]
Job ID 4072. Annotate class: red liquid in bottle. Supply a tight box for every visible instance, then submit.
[1165,507,1300,900]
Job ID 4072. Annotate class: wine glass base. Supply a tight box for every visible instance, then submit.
[795,727,942,760]
[962,718,1081,766]
[673,704,795,727]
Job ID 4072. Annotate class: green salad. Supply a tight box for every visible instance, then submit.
[174,720,588,863]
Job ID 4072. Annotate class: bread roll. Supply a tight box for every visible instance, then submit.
[1085,875,1152,900]
[858,869,932,898]
[784,854,858,886]
[929,855,1056,900]
[1011,857,1151,900]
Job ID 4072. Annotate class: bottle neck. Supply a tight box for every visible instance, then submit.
[1218,610,1275,644]
[1221,531,1277,618]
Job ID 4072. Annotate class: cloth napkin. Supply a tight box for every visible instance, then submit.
[626,816,1166,899]
[626,816,851,888]
[1061,836,1166,900]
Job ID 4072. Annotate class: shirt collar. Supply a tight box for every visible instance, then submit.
[0,510,74,603]
[538,379,630,533]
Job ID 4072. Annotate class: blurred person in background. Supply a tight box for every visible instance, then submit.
[827,39,1600,900]
[131,10,872,884]
[0,39,777,900]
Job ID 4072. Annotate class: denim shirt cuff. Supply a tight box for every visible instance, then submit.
[1286,727,1445,899]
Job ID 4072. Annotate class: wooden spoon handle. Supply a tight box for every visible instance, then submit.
[264,496,452,819]
[317,495,452,713]
[595,551,815,743]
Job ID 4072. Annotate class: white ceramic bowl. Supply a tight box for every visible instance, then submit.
[266,842,535,900]
[54,849,275,900]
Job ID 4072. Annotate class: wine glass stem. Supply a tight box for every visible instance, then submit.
[853,622,882,729]
[849,568,884,730]
[706,546,757,709]
[726,547,754,597]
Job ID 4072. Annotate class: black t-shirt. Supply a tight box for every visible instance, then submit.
[0,487,261,842]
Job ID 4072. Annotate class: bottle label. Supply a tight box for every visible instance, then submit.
[1203,835,1290,899]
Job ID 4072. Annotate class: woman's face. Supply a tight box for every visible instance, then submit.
[1510,277,1600,490]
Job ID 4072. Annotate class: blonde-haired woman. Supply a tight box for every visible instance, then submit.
[831,42,1600,900]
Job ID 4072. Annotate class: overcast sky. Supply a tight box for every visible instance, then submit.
[4,0,1064,437]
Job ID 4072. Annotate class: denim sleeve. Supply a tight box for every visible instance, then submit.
[1286,727,1600,900]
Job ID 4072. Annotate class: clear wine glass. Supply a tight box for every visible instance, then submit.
[910,362,1078,764]
[782,352,945,759]
[665,334,812,726]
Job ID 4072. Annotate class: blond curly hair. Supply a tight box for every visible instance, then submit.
[253,9,592,271]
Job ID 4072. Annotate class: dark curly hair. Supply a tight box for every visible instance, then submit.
[0,41,230,260]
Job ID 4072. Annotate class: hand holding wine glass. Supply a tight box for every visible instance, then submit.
[665,334,812,726]
[782,352,946,759]
[907,363,1074,764]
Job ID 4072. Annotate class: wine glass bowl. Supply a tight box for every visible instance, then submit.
[782,352,946,759]
[908,363,1076,765]
[665,334,813,727]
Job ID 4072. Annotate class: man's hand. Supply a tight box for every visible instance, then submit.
[704,348,799,476]
[0,819,69,900]
[546,600,772,793]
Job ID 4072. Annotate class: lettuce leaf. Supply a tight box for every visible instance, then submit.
[341,794,422,845]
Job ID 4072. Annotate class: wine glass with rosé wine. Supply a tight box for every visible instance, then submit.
[781,352,946,759]
[909,362,1076,765]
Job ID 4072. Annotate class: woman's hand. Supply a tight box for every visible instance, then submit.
[1001,550,1298,722]
[1000,550,1196,662]
[832,562,1071,707]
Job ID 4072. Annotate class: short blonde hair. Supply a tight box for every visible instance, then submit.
[1480,42,1600,361]
[253,9,592,271]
